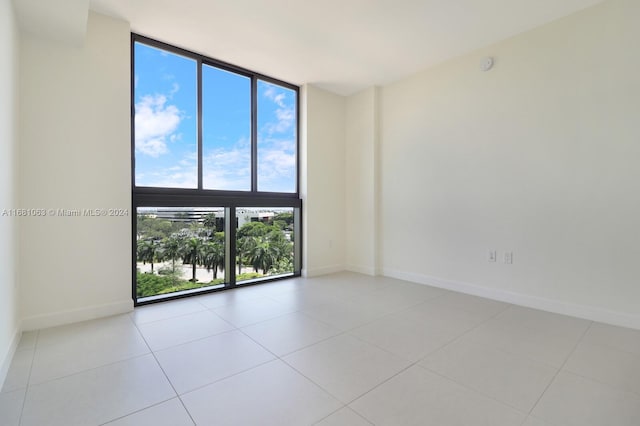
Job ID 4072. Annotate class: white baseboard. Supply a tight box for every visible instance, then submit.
[21,299,134,332]
[303,264,345,278]
[0,327,21,390]
[383,268,640,330]
[345,264,376,276]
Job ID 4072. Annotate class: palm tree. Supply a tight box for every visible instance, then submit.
[237,235,257,274]
[266,229,291,271]
[248,239,267,273]
[201,240,224,280]
[137,239,158,273]
[160,235,182,273]
[181,236,203,282]
[248,238,279,274]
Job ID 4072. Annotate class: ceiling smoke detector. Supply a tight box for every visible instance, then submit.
[480,57,494,72]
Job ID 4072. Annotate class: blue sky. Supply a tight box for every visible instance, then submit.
[134,42,297,192]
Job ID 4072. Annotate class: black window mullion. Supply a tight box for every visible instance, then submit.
[251,76,258,192]
[197,59,203,190]
[296,87,300,195]
[225,206,237,288]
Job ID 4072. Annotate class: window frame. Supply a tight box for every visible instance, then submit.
[131,34,302,306]
[131,33,300,196]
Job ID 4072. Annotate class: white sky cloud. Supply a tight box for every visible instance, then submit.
[137,155,197,189]
[262,83,295,136]
[257,137,296,191]
[203,138,251,190]
[135,94,182,157]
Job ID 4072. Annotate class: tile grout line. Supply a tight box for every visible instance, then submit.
[130,290,356,412]
[556,368,640,400]
[415,364,530,416]
[132,302,310,417]
[15,350,159,388]
[131,303,247,353]
[130,305,211,327]
[237,301,426,421]
[240,316,347,359]
[16,318,156,389]
[175,358,278,399]
[402,302,513,365]
[277,354,353,407]
[421,307,589,377]
[311,405,373,426]
[408,304,587,416]
[342,297,512,366]
[16,329,39,426]
[558,337,640,399]
[232,316,376,421]
[230,284,512,421]
[96,397,184,426]
[339,302,516,420]
[526,320,595,416]
[235,321,357,416]
[130,316,198,426]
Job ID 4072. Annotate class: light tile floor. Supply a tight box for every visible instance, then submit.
[2,272,640,425]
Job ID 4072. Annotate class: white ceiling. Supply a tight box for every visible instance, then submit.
[85,0,603,95]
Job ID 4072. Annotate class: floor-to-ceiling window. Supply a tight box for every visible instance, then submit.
[132,34,301,305]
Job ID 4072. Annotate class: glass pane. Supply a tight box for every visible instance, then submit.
[203,66,251,191]
[236,207,295,283]
[257,81,297,193]
[136,207,225,300]
[134,43,197,188]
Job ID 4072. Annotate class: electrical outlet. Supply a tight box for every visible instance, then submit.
[504,251,513,264]
[488,251,497,262]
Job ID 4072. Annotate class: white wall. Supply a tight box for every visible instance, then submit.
[379,0,640,327]
[345,87,379,275]
[19,12,132,330]
[301,85,346,276]
[0,0,21,384]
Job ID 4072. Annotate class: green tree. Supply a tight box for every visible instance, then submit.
[270,257,294,275]
[181,236,204,283]
[247,239,275,274]
[201,240,224,280]
[237,221,270,239]
[159,235,182,273]
[273,220,287,230]
[248,230,291,274]
[137,215,176,240]
[237,235,257,274]
[273,212,293,228]
[137,239,158,273]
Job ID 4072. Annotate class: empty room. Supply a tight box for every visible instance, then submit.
[1,0,639,425]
